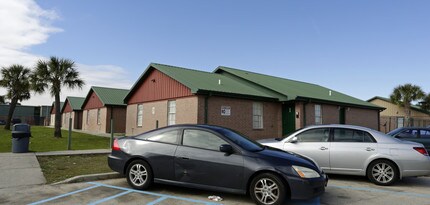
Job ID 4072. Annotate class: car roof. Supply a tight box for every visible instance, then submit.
[303,124,375,132]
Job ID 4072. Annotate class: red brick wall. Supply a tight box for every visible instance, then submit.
[201,96,281,140]
[346,107,379,130]
[128,69,193,104]
[83,91,104,110]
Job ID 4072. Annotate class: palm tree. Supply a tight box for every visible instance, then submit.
[0,65,32,130]
[390,84,425,127]
[31,56,85,138]
[419,93,430,111]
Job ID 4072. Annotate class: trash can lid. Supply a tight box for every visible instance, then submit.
[13,123,30,132]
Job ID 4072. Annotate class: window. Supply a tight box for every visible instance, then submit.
[86,110,89,125]
[420,130,430,138]
[167,100,176,126]
[183,129,228,151]
[296,128,330,142]
[137,104,143,127]
[97,109,101,125]
[333,128,375,143]
[397,117,404,128]
[315,104,322,125]
[137,130,179,144]
[398,129,419,138]
[253,102,263,129]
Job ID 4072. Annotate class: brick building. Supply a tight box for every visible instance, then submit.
[81,86,128,134]
[124,63,383,140]
[368,96,430,133]
[61,96,85,130]
[49,102,64,126]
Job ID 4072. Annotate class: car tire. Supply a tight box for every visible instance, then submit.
[126,159,153,190]
[250,173,286,205]
[367,159,398,186]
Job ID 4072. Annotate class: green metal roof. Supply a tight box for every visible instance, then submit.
[62,96,85,112]
[124,63,278,102]
[368,96,429,114]
[91,86,129,106]
[215,66,382,109]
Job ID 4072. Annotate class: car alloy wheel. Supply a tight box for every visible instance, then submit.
[367,160,398,186]
[250,173,286,205]
[126,160,153,190]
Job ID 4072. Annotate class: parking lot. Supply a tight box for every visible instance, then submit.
[0,175,429,205]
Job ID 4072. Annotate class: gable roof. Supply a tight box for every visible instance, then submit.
[83,86,129,107]
[61,96,85,112]
[214,66,382,110]
[50,101,64,114]
[368,96,429,114]
[124,63,278,102]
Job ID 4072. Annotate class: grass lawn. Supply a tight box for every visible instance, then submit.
[0,126,111,152]
[37,154,113,183]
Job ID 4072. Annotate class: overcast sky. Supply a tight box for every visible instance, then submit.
[1,0,429,105]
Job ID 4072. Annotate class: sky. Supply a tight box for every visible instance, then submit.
[0,0,429,106]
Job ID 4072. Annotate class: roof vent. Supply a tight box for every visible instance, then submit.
[218,79,221,85]
[329,90,332,96]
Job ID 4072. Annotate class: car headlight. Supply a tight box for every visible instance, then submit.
[292,165,320,178]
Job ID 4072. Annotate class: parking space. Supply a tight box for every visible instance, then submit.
[0,176,429,205]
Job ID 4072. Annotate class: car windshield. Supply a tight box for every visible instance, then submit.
[387,128,404,136]
[217,128,264,152]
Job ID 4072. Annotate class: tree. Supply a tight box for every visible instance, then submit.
[419,94,430,111]
[31,56,84,138]
[390,83,425,127]
[0,95,5,104]
[0,65,31,130]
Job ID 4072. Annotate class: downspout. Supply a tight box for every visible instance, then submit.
[377,109,381,132]
[204,95,209,124]
[303,102,307,127]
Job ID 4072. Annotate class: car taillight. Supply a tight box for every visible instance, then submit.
[112,139,121,151]
[413,147,429,156]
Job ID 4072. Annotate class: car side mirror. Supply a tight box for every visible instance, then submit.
[289,137,298,143]
[220,144,233,154]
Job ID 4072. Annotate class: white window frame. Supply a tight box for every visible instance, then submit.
[315,104,322,125]
[397,117,404,128]
[253,102,263,129]
[137,104,143,127]
[168,100,176,126]
[86,110,89,125]
[97,109,101,125]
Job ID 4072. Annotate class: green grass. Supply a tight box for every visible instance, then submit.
[0,126,111,152]
[37,154,112,183]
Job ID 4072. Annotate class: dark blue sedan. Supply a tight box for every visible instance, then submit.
[108,124,327,205]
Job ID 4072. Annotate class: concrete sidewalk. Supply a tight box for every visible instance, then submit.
[0,149,111,189]
[0,153,45,189]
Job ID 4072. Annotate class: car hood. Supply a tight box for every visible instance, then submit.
[257,146,319,170]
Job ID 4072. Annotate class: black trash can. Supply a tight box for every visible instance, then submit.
[12,124,31,153]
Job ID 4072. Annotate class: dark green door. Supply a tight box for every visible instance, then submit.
[339,107,345,124]
[282,104,296,136]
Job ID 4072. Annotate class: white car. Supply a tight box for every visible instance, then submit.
[259,124,430,185]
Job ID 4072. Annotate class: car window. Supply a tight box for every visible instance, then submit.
[183,129,228,151]
[295,128,330,142]
[397,129,419,138]
[420,130,430,138]
[333,128,374,143]
[136,130,180,144]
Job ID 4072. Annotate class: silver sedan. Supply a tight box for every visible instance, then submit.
[259,124,430,186]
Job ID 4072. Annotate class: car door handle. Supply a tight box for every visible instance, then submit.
[365,147,375,151]
[178,156,189,160]
[320,147,328,150]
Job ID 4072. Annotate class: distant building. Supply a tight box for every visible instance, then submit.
[49,102,64,126]
[81,86,129,134]
[0,104,51,125]
[61,96,85,130]
[124,63,383,140]
[368,96,430,133]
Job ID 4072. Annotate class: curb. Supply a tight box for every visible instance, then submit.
[35,149,111,156]
[53,172,123,185]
